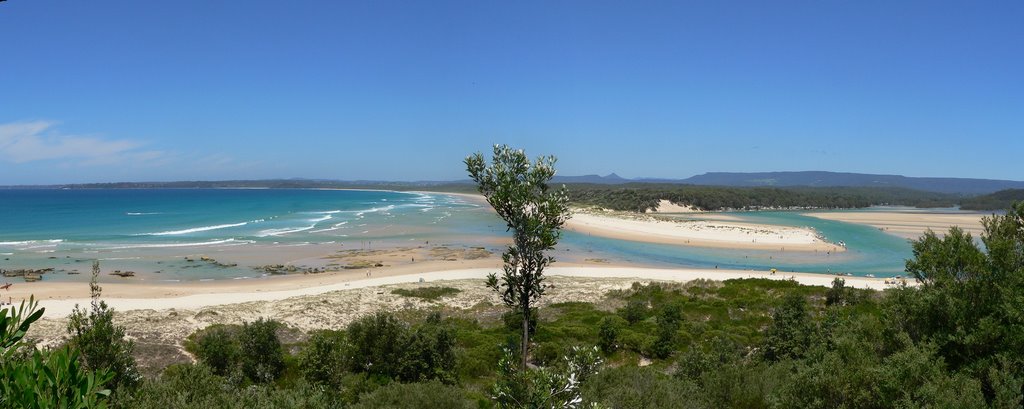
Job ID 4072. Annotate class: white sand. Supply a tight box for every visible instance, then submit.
[646,199,701,213]
[566,212,843,252]
[32,266,894,317]
[804,209,990,240]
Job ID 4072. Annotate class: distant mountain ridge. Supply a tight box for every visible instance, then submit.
[679,172,1024,195]
[554,171,1024,195]
[6,171,1021,196]
[552,173,629,184]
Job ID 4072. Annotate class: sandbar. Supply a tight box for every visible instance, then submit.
[803,208,991,240]
[566,211,844,252]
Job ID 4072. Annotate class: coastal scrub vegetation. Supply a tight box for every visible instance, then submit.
[1,297,113,408]
[391,286,462,300]
[66,261,141,393]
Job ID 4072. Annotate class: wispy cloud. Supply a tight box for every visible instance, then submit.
[0,120,165,165]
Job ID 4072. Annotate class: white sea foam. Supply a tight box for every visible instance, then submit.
[0,239,64,246]
[102,239,246,250]
[354,205,396,216]
[304,210,342,215]
[308,215,332,223]
[0,241,33,246]
[144,222,248,236]
[257,225,315,237]
[126,212,162,216]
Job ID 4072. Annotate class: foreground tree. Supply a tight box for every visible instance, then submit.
[492,346,603,409]
[466,145,570,369]
[886,201,1024,404]
[2,297,113,408]
[67,261,140,392]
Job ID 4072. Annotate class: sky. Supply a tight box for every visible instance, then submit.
[1,1,1022,184]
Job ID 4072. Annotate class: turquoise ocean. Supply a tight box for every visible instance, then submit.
[0,189,926,282]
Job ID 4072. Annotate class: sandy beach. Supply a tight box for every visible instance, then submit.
[803,208,991,240]
[566,210,844,252]
[18,263,901,375]
[17,263,894,319]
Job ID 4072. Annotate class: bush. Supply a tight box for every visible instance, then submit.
[194,325,239,376]
[532,341,566,366]
[620,299,648,325]
[650,302,683,359]
[346,312,457,383]
[2,298,113,408]
[762,293,812,362]
[598,315,625,354]
[347,312,409,379]
[502,307,538,334]
[492,346,603,409]
[349,381,477,409]
[391,286,462,300]
[398,315,457,383]
[583,366,702,409]
[123,364,227,407]
[123,365,335,409]
[676,336,742,383]
[238,318,286,384]
[66,262,140,391]
[299,330,347,387]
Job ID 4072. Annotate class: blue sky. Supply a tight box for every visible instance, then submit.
[1,1,1021,184]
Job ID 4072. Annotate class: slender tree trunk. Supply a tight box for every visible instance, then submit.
[521,300,530,370]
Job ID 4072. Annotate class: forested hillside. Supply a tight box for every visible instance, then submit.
[960,189,1024,211]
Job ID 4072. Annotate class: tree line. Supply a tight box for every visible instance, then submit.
[565,183,961,212]
[960,189,1024,211]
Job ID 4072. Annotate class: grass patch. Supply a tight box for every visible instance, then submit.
[392,286,462,300]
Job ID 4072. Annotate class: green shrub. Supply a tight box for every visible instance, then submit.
[398,315,457,383]
[532,341,566,366]
[620,299,648,325]
[391,286,462,300]
[346,312,457,383]
[239,318,286,384]
[349,381,476,409]
[598,315,626,354]
[762,293,812,362]
[650,302,683,359]
[123,365,334,409]
[502,307,538,334]
[583,366,702,409]
[298,329,347,387]
[1,297,113,408]
[194,325,239,376]
[66,262,141,391]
